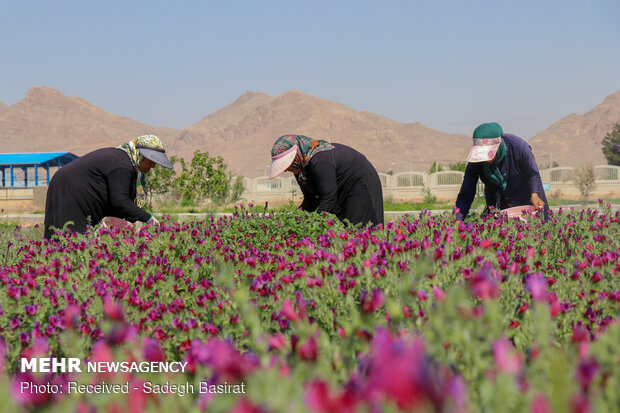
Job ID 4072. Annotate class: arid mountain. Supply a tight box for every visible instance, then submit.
[171,90,472,177]
[529,89,620,167]
[0,87,179,155]
[3,86,618,177]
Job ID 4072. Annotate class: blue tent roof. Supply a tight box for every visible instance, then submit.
[0,152,78,166]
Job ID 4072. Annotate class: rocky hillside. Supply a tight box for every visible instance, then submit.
[0,87,179,155]
[171,90,471,177]
[529,89,620,167]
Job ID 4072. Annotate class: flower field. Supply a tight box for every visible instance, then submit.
[1,202,619,413]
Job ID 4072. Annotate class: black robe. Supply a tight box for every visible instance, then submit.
[296,143,384,226]
[44,148,151,239]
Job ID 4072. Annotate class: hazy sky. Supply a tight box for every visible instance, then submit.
[1,0,619,139]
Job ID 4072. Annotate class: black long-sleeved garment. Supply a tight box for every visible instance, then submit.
[295,143,384,226]
[44,148,151,239]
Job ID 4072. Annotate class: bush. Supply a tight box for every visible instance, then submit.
[575,166,597,199]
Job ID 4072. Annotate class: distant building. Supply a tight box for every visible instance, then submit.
[0,152,78,188]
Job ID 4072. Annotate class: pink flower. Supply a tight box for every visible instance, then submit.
[267,333,287,352]
[306,380,356,413]
[469,262,500,300]
[280,299,299,322]
[492,338,521,374]
[531,393,553,413]
[102,296,124,322]
[550,301,562,318]
[229,399,266,413]
[525,274,547,301]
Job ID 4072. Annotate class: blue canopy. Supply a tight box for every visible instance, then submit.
[0,152,78,188]
[0,152,78,167]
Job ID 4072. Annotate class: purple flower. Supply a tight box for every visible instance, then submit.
[525,274,547,301]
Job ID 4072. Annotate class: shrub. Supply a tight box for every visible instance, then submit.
[574,166,597,199]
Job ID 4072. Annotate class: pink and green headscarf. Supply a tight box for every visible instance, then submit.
[271,135,334,183]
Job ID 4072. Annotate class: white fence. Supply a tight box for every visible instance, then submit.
[1,166,618,213]
[241,165,620,204]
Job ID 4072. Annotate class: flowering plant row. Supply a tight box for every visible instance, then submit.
[0,201,619,412]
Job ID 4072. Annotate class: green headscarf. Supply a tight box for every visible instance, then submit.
[480,140,507,191]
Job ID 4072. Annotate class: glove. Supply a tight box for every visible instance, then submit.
[147,215,159,224]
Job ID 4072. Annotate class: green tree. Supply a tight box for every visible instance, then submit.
[449,161,467,172]
[429,160,444,174]
[147,155,179,206]
[176,151,231,204]
[212,174,246,206]
[601,122,620,165]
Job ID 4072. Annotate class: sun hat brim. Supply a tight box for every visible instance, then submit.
[138,147,174,169]
[465,142,501,163]
[269,145,298,178]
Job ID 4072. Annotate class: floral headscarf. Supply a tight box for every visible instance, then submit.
[117,135,164,208]
[271,135,334,184]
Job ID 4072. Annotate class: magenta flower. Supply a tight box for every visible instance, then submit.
[571,392,591,413]
[186,338,258,381]
[19,331,30,345]
[24,304,38,316]
[469,262,500,300]
[576,358,598,392]
[142,337,166,362]
[298,336,318,362]
[10,317,21,329]
[360,288,385,314]
[363,328,443,410]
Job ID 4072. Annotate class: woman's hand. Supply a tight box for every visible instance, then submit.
[531,193,546,209]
